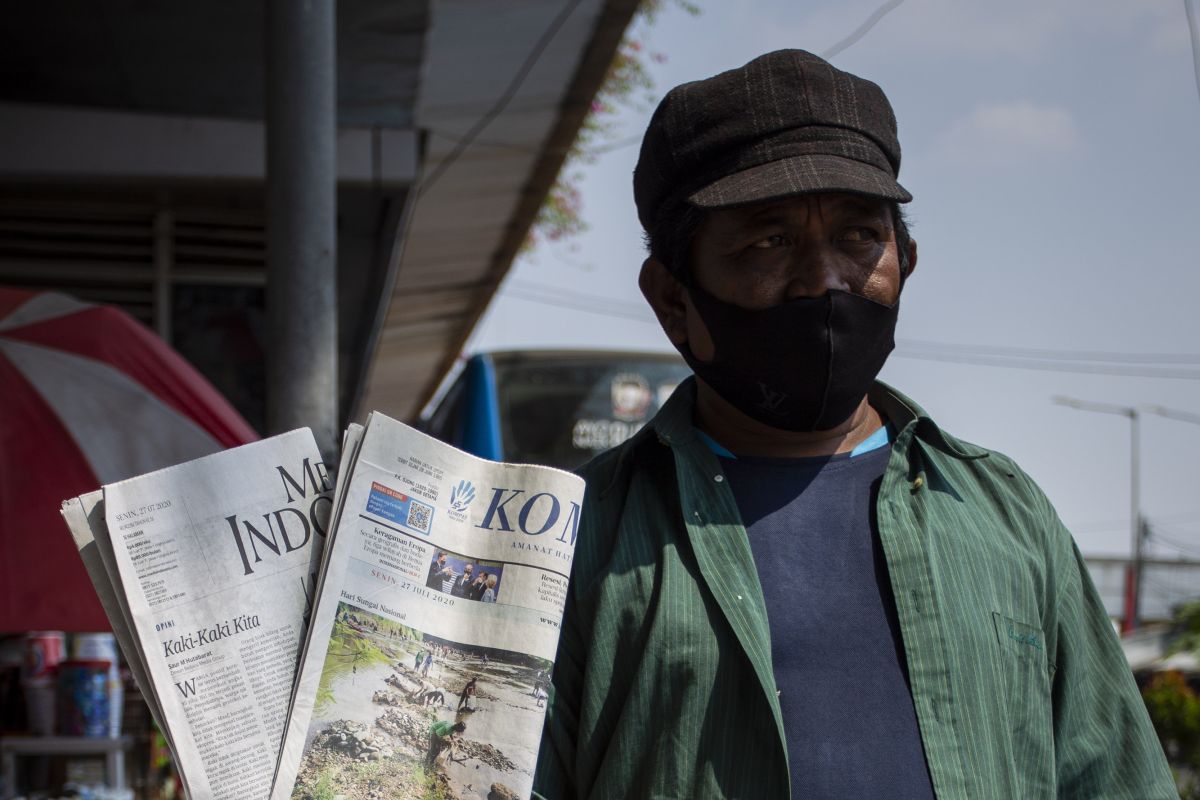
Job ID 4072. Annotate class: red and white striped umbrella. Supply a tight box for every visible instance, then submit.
[0,287,258,631]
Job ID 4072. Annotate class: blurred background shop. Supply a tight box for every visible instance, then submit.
[0,1,638,796]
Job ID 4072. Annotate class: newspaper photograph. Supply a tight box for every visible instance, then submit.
[271,413,584,800]
[98,430,331,800]
[291,603,554,799]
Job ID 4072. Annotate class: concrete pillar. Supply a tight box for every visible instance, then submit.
[265,0,338,460]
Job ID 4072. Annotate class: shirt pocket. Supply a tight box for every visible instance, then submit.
[991,612,1051,672]
[990,611,1055,752]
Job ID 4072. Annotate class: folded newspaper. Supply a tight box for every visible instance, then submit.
[61,413,585,800]
[61,429,332,799]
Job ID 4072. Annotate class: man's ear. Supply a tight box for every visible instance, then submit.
[904,237,918,278]
[639,257,689,346]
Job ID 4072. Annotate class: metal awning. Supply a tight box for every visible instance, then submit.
[357,0,638,422]
[0,0,637,429]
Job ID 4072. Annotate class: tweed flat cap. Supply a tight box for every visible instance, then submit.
[633,49,911,231]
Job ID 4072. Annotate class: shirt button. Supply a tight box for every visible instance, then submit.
[909,590,922,613]
[714,474,724,483]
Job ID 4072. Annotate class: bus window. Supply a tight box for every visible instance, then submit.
[495,357,689,468]
[422,351,692,470]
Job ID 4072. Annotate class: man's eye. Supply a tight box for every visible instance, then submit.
[841,227,877,242]
[750,235,788,249]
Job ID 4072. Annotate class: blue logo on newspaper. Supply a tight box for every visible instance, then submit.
[366,482,433,535]
[450,480,476,512]
[447,479,476,522]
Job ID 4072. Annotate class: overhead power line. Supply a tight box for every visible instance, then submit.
[1150,532,1200,559]
[489,0,916,161]
[1186,0,1200,107]
[1148,518,1200,540]
[590,134,645,154]
[1074,509,1200,533]
[503,282,657,324]
[1141,573,1200,603]
[896,340,1200,365]
[891,348,1200,380]
[821,0,908,60]
[418,0,584,197]
[1150,518,1200,534]
[501,280,1200,378]
[1144,404,1200,425]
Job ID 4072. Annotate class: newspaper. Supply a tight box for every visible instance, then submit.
[270,412,584,800]
[273,423,364,750]
[61,430,331,800]
[62,491,181,775]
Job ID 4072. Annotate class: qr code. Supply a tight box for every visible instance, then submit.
[406,501,432,533]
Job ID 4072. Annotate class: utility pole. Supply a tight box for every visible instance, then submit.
[1137,516,1149,626]
[265,0,339,462]
[1053,396,1142,633]
[1139,404,1200,611]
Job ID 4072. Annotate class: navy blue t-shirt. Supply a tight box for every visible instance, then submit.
[718,441,936,799]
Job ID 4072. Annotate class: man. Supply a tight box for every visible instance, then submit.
[426,719,466,770]
[458,676,478,711]
[469,571,489,602]
[533,50,1175,799]
[426,552,449,589]
[451,563,476,598]
[533,670,548,710]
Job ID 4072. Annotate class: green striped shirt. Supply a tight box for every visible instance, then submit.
[534,379,1175,799]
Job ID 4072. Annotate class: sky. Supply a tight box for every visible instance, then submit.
[469,0,1200,573]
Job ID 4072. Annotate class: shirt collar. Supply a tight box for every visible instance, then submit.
[646,376,989,461]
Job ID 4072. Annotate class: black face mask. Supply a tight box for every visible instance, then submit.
[679,284,899,432]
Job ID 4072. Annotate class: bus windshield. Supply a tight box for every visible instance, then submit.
[495,355,690,468]
[423,352,692,470]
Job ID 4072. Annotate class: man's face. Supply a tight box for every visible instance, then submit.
[463,566,473,578]
[680,192,910,361]
[692,193,903,306]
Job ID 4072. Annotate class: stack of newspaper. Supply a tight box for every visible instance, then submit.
[61,412,584,800]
